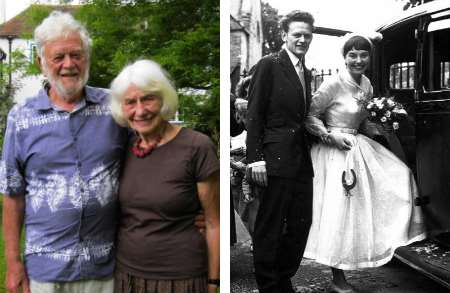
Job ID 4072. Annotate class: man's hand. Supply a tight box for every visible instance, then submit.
[251,165,268,187]
[194,212,206,235]
[5,260,30,293]
[234,98,248,112]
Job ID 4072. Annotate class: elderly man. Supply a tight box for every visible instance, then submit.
[1,11,128,293]
[246,10,315,293]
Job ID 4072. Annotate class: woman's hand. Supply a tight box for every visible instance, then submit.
[328,133,353,150]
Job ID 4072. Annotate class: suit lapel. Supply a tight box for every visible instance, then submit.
[280,49,312,117]
[279,49,302,93]
[304,66,312,111]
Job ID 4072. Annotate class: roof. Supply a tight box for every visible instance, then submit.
[230,15,248,33]
[315,26,351,37]
[0,4,80,39]
[377,0,450,32]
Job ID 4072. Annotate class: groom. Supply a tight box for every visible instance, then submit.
[246,10,315,293]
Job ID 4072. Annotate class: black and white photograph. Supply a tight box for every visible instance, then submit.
[230,0,450,292]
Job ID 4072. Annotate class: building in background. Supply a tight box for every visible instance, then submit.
[230,0,263,92]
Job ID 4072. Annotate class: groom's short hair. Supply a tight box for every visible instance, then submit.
[280,10,315,33]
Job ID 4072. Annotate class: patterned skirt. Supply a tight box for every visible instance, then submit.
[114,270,208,293]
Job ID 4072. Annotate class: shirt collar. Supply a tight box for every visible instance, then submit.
[283,44,303,67]
[33,85,103,111]
[340,69,371,93]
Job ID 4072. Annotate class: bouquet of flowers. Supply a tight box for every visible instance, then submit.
[365,96,408,130]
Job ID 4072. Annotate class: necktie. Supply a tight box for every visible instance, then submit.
[296,60,306,97]
[296,60,307,114]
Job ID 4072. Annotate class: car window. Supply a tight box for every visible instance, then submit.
[424,23,450,91]
[381,20,417,91]
[390,62,415,89]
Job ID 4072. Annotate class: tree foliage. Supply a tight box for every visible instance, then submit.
[75,0,220,142]
[0,50,30,148]
[399,0,434,10]
[13,0,220,143]
[262,2,282,55]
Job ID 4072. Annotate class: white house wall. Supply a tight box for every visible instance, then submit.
[246,0,263,70]
[231,0,263,73]
[240,31,249,73]
[0,38,43,103]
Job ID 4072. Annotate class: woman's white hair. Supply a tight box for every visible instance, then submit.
[34,11,92,59]
[109,59,179,127]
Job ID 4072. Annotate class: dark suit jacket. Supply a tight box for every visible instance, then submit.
[246,49,313,178]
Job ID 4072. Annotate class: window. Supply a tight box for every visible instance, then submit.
[29,43,37,64]
[381,20,417,91]
[424,21,450,91]
[441,61,450,88]
[390,62,415,89]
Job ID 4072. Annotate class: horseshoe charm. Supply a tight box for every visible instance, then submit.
[342,169,357,197]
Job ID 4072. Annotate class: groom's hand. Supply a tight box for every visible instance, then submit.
[251,165,268,187]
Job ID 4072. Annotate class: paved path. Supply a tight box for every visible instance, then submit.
[231,241,449,293]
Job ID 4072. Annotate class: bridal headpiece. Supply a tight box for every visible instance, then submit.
[340,31,383,55]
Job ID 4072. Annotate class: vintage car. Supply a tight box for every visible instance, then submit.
[371,0,450,287]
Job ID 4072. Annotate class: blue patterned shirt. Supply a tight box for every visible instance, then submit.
[0,86,128,282]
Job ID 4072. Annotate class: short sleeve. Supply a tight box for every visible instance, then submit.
[0,106,25,195]
[191,132,219,182]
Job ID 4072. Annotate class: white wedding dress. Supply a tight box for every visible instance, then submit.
[303,70,426,269]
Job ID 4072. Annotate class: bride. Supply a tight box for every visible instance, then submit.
[303,33,426,293]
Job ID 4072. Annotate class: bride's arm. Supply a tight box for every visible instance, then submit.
[305,86,332,143]
[306,84,353,150]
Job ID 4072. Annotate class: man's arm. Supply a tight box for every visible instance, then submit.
[246,57,272,186]
[3,194,30,293]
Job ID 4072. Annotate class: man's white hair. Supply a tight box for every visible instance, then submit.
[34,11,92,59]
[110,59,179,127]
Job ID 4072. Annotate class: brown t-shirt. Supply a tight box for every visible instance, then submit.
[115,128,219,279]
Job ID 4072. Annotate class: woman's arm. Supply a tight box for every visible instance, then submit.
[197,171,220,293]
[305,84,332,140]
[306,82,352,150]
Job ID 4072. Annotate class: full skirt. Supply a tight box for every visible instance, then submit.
[304,133,426,269]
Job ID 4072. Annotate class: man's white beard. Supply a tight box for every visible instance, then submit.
[43,62,89,101]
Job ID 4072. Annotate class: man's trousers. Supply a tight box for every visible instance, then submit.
[30,278,114,293]
[253,176,313,293]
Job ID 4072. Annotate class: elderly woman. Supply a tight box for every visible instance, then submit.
[109,59,220,293]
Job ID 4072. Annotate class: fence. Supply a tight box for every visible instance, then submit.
[311,68,339,93]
